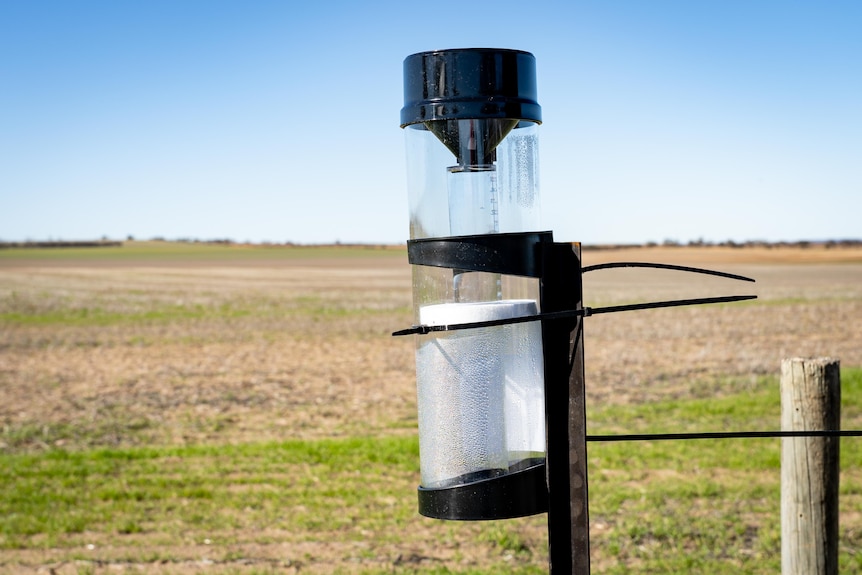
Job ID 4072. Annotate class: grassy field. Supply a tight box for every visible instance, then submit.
[1,241,861,574]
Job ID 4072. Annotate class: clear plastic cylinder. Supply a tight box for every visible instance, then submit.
[404,120,546,488]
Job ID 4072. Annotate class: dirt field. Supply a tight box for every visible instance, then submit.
[580,245,862,407]
[2,243,859,447]
[1,242,861,573]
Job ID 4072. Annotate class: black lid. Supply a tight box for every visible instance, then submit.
[400,48,542,128]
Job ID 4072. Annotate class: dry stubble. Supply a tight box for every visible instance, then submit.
[1,244,861,573]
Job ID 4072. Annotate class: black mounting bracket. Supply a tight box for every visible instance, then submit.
[398,230,758,558]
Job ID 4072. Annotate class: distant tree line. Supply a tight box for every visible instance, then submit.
[0,240,122,249]
[3,237,861,250]
[586,238,862,251]
[653,238,862,249]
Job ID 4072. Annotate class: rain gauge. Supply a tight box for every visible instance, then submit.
[393,47,756,574]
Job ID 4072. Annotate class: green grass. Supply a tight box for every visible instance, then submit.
[586,367,862,573]
[2,369,861,573]
[0,292,408,328]
[0,240,406,263]
[0,242,410,328]
[0,436,421,549]
[0,301,249,326]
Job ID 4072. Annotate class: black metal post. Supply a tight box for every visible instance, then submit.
[541,242,590,574]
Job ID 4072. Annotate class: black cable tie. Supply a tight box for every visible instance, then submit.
[391,309,585,337]
[587,294,757,316]
[392,294,755,336]
[582,262,755,283]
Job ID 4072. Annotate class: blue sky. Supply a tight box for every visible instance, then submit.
[2,1,860,245]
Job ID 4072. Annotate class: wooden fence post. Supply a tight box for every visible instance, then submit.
[781,357,840,575]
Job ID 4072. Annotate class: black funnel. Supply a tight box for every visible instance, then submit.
[426,118,518,168]
[401,49,541,168]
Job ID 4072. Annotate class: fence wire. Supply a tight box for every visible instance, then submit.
[587,430,862,442]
